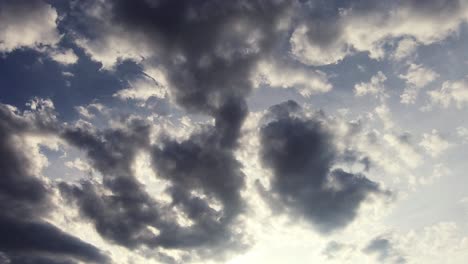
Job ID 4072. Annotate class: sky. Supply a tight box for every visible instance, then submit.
[1,0,468,263]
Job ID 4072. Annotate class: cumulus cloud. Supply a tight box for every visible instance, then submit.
[290,0,468,65]
[47,48,79,65]
[363,236,406,264]
[0,0,80,66]
[426,76,468,109]
[354,71,387,98]
[0,101,108,264]
[399,63,439,104]
[252,59,332,97]
[392,38,419,61]
[419,129,451,157]
[0,0,61,53]
[57,101,249,261]
[258,100,390,233]
[54,4,308,259]
[113,71,167,103]
[3,1,467,263]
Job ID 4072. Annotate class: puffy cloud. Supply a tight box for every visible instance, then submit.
[419,129,451,157]
[363,236,406,264]
[399,64,439,104]
[113,69,168,103]
[258,100,390,233]
[457,127,468,144]
[290,22,350,66]
[290,0,468,65]
[383,133,422,169]
[0,0,79,66]
[58,100,249,261]
[252,59,332,97]
[57,3,304,259]
[392,38,419,61]
[426,76,468,109]
[0,101,108,264]
[354,71,387,98]
[48,49,79,65]
[392,222,468,264]
[0,0,61,53]
[75,103,108,120]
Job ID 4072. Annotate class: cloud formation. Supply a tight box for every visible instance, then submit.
[258,100,389,233]
[363,236,406,264]
[0,101,108,264]
[0,0,60,52]
[291,0,468,65]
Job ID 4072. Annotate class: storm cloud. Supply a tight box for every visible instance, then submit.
[259,100,389,233]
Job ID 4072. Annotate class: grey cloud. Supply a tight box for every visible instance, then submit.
[56,0,296,259]
[322,241,349,259]
[0,217,108,264]
[59,119,162,248]
[151,115,247,250]
[0,103,109,264]
[259,100,389,233]
[77,0,293,114]
[59,105,247,261]
[363,236,407,264]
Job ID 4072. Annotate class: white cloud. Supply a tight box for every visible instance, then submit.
[48,48,79,65]
[75,29,153,70]
[383,133,422,169]
[114,67,168,103]
[419,129,451,157]
[354,72,387,98]
[65,158,92,173]
[457,127,468,144]
[75,102,107,120]
[252,60,332,97]
[426,76,468,109]
[399,64,439,104]
[290,2,468,65]
[290,24,350,66]
[394,222,468,264]
[0,1,61,53]
[392,37,419,61]
[72,1,154,70]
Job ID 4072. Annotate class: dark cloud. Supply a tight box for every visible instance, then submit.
[59,119,161,248]
[89,0,292,114]
[259,100,389,233]
[59,105,247,260]
[363,236,406,264]
[56,0,298,260]
[0,103,108,264]
[151,104,247,250]
[0,217,108,264]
